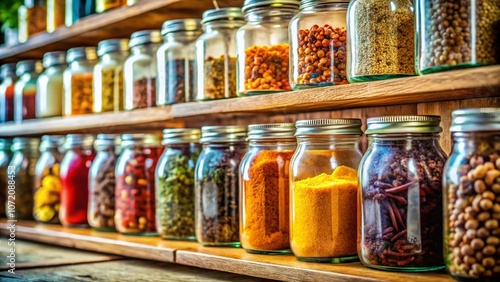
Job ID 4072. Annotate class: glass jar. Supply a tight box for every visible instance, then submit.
[63,47,98,116]
[0,64,17,123]
[124,30,162,110]
[93,39,129,112]
[289,0,349,89]
[65,0,96,26]
[97,0,126,13]
[157,19,201,105]
[59,134,95,227]
[195,8,244,101]
[115,133,162,235]
[444,108,500,281]
[47,0,65,32]
[18,0,47,43]
[156,128,201,240]
[36,51,66,118]
[347,0,415,82]
[290,119,362,262]
[195,126,247,246]
[34,135,64,224]
[240,123,296,254]
[236,0,298,96]
[14,60,43,122]
[359,116,447,271]
[0,139,12,217]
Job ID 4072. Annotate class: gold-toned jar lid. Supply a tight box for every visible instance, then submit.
[295,119,362,136]
[247,123,296,140]
[162,128,201,145]
[16,60,43,76]
[94,134,121,149]
[365,116,442,135]
[42,51,66,68]
[243,0,300,13]
[450,108,500,132]
[66,47,98,62]
[97,39,129,57]
[200,126,247,143]
[161,19,202,35]
[0,63,16,77]
[129,30,162,48]
[12,137,40,151]
[121,133,161,147]
[40,135,65,151]
[64,134,95,149]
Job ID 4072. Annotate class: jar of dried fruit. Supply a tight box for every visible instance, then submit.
[115,133,162,235]
[444,108,500,280]
[37,51,66,118]
[156,128,201,240]
[93,39,129,113]
[14,60,43,122]
[195,8,245,101]
[290,119,361,262]
[63,47,98,116]
[124,30,162,110]
[0,63,18,123]
[195,126,247,246]
[0,139,13,217]
[359,116,447,271]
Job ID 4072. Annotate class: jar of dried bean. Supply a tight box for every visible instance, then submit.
[0,139,12,217]
[37,51,66,118]
[240,123,296,254]
[0,63,18,123]
[156,128,201,240]
[416,0,500,74]
[94,39,129,112]
[195,126,247,246]
[290,119,362,262]
[195,8,244,101]
[14,60,43,122]
[359,116,447,271]
[444,108,500,280]
[124,30,162,110]
[63,47,98,116]
[115,133,162,235]
[289,0,349,88]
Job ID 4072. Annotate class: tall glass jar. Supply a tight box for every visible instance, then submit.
[444,108,500,281]
[289,0,349,89]
[195,8,244,101]
[0,64,17,123]
[47,0,65,33]
[59,134,95,227]
[0,139,12,217]
[63,47,98,116]
[124,30,162,110]
[359,116,447,271]
[290,119,362,262]
[14,60,43,122]
[36,51,66,118]
[115,134,162,235]
[156,128,201,240]
[240,123,296,254]
[18,0,47,43]
[236,0,298,96]
[65,0,96,26]
[195,126,247,246]
[93,39,129,112]
[97,0,126,13]
[157,19,202,105]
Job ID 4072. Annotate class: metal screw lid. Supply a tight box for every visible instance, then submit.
[450,108,500,132]
[200,126,247,143]
[12,137,40,151]
[42,51,67,68]
[40,135,65,151]
[247,123,296,140]
[201,8,245,24]
[300,0,350,9]
[121,133,161,147]
[16,60,43,76]
[0,139,12,151]
[66,47,98,63]
[64,134,95,149]
[162,128,201,145]
[161,19,202,36]
[295,119,362,136]
[94,134,121,149]
[97,39,129,57]
[243,0,300,13]
[0,63,16,77]
[365,116,442,135]
[129,30,162,48]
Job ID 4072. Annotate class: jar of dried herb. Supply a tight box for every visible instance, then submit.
[14,60,43,122]
[37,51,66,118]
[0,139,13,217]
[240,123,296,254]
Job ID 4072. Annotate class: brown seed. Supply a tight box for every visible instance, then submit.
[480,199,494,210]
[473,165,487,179]
[482,191,495,201]
[471,238,485,250]
[464,255,476,265]
[485,170,500,186]
[472,263,485,274]
[493,265,500,273]
[465,229,477,239]
[484,270,493,277]
[461,244,474,256]
[477,212,490,221]
[455,198,468,210]
[482,245,496,256]
[493,184,500,193]
[465,219,479,230]
[485,219,499,230]
[486,236,500,246]
[474,180,486,193]
[475,251,483,261]
[496,158,500,170]
[477,227,490,238]
[482,257,495,267]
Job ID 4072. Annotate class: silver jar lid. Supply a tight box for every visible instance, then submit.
[0,63,16,77]
[295,119,362,136]
[129,30,162,48]
[40,135,65,151]
[300,0,350,9]
[97,39,129,57]
[247,123,296,140]
[365,116,442,135]
[161,19,202,36]
[121,133,161,147]
[43,51,66,68]
[0,139,12,151]
[94,134,121,149]
[12,137,40,151]
[243,0,300,13]
[450,108,500,132]
[66,47,98,63]
[200,126,247,143]
[64,134,95,149]
[162,128,201,145]
[16,60,43,76]
[201,8,244,24]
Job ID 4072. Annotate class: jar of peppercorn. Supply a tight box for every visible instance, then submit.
[14,60,43,122]
[289,0,349,89]
[0,139,12,218]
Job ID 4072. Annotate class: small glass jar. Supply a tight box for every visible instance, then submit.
[195,126,247,246]
[157,19,202,105]
[290,119,362,262]
[115,134,162,235]
[36,51,66,118]
[14,60,43,122]
[65,0,96,26]
[97,0,126,13]
[156,128,201,240]
[18,0,47,43]
[0,139,13,217]
[63,47,98,116]
[289,0,349,89]
[240,123,296,254]
[47,0,65,33]
[359,116,447,271]
[124,30,162,110]
[236,0,298,96]
[444,108,500,281]
[34,135,64,224]
[347,0,415,82]
[0,64,18,123]
[93,39,129,113]
[195,8,245,101]
[59,134,95,227]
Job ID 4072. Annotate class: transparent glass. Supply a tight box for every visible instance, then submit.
[0,73,17,122]
[0,146,12,217]
[97,0,125,13]
[93,51,128,112]
[63,58,97,116]
[14,70,40,122]
[18,1,47,43]
[47,0,65,32]
[34,147,63,223]
[36,64,65,118]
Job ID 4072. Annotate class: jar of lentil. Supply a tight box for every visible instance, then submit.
[157,19,201,105]
[63,47,98,116]
[156,128,201,240]
[124,30,162,110]
[0,63,18,123]
[14,60,43,122]
[359,116,447,271]
[0,139,12,217]
[240,123,296,254]
[290,119,361,262]
[236,0,299,96]
[289,0,349,89]
[195,8,245,101]
[195,126,247,246]
[444,108,500,280]
[36,51,66,118]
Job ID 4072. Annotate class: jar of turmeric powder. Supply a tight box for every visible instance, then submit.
[240,123,296,254]
[290,118,362,262]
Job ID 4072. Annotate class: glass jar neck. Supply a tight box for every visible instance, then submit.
[248,139,296,150]
[203,20,245,32]
[45,64,66,74]
[203,141,247,148]
[164,31,201,44]
[296,135,360,149]
[100,51,126,63]
[369,133,441,143]
[245,7,298,23]
[452,132,499,151]
[131,43,159,55]
[69,59,95,68]
[301,2,348,12]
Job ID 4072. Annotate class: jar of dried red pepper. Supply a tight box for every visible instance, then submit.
[359,116,447,271]
[0,63,18,123]
[14,60,43,122]
[115,133,162,235]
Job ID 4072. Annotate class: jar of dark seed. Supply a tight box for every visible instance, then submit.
[444,108,500,281]
[195,126,247,246]
[415,0,500,74]
[359,116,447,271]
